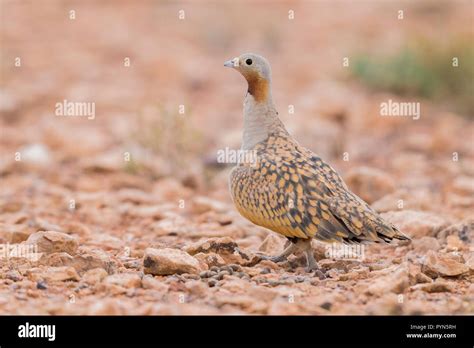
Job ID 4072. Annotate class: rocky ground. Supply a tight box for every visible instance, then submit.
[0,1,473,314]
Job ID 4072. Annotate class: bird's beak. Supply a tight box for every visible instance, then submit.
[224,57,239,68]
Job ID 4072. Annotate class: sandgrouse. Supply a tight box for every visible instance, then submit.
[224,53,410,273]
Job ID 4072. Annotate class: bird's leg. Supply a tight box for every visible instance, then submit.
[301,240,326,279]
[258,241,299,263]
[257,238,326,278]
[304,248,319,270]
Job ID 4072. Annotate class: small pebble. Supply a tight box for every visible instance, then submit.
[75,284,88,291]
[314,270,326,280]
[185,274,200,280]
[229,264,241,272]
[208,279,218,287]
[36,281,47,290]
[221,266,233,274]
[6,271,22,282]
[320,301,332,310]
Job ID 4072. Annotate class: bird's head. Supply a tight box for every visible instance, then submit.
[224,53,272,103]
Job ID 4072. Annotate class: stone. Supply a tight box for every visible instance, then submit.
[184,237,251,264]
[194,252,226,268]
[344,166,396,204]
[412,236,440,253]
[5,270,23,282]
[103,273,142,288]
[437,220,473,243]
[381,210,449,238]
[258,234,285,255]
[338,266,370,281]
[185,237,238,255]
[421,250,469,278]
[412,280,454,293]
[446,235,464,251]
[465,253,474,272]
[71,247,119,274]
[406,262,422,285]
[36,281,47,290]
[366,264,409,295]
[40,252,75,267]
[27,266,80,282]
[26,231,78,255]
[82,268,108,285]
[40,248,119,275]
[143,248,202,275]
[415,272,433,284]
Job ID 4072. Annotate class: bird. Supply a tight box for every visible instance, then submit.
[224,53,410,274]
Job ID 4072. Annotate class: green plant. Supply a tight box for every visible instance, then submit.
[351,37,474,116]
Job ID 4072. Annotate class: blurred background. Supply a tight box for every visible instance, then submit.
[1,0,473,195]
[0,0,473,314]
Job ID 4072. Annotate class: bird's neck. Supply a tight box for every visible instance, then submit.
[242,90,287,151]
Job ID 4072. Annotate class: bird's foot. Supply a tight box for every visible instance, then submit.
[255,239,299,265]
[256,239,325,279]
[304,243,326,279]
[306,265,326,279]
[256,253,287,264]
[304,256,326,278]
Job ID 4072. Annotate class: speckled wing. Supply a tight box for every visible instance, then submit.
[230,140,409,244]
[299,147,408,243]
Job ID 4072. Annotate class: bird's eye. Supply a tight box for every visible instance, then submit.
[246,58,253,65]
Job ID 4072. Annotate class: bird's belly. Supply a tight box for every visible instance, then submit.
[229,165,308,239]
[229,166,265,225]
